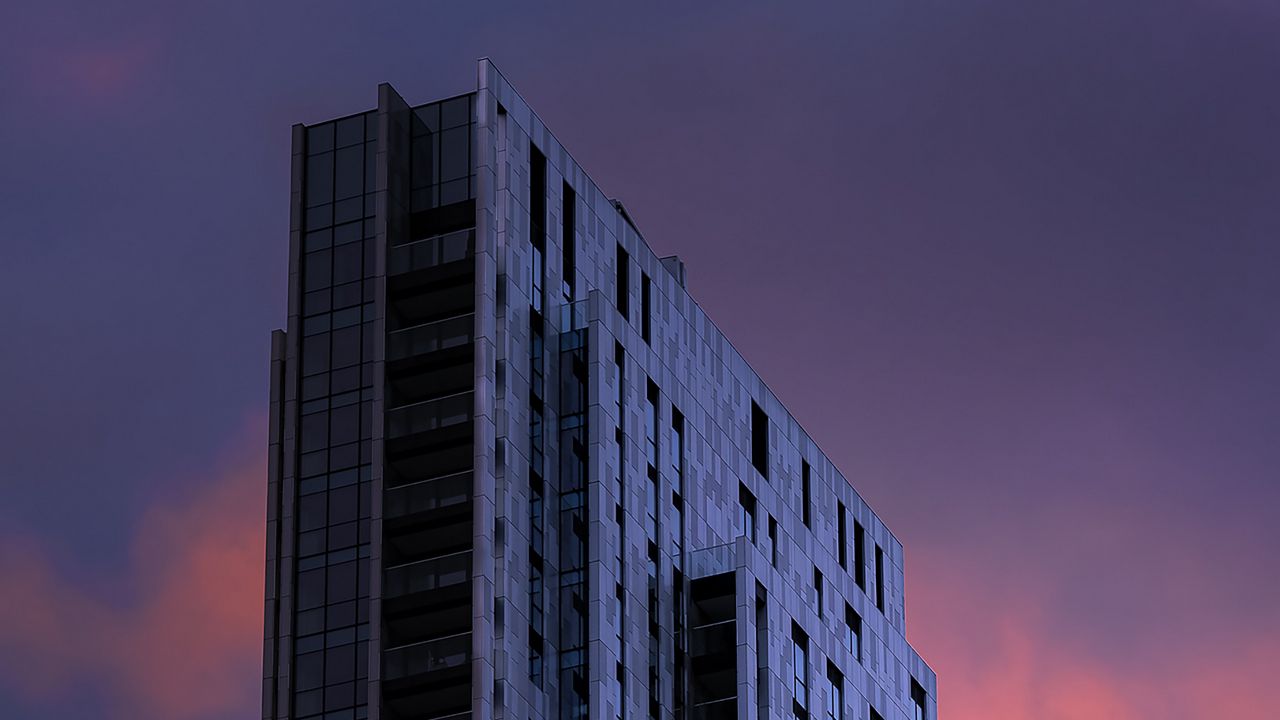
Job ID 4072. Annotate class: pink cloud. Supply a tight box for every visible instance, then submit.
[908,535,1280,719]
[0,420,265,719]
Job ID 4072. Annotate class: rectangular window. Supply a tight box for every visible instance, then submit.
[792,624,809,717]
[912,679,927,720]
[854,520,866,591]
[769,515,778,567]
[529,144,546,313]
[813,567,824,619]
[646,380,659,468]
[641,273,651,343]
[801,460,812,528]
[825,662,843,720]
[875,544,886,613]
[670,408,684,494]
[562,181,576,300]
[844,604,862,663]
[751,401,769,479]
[837,502,847,569]
[739,484,757,542]
[616,244,630,319]
[614,342,625,415]
[756,585,769,717]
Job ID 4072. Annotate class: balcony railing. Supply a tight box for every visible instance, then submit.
[387,393,472,439]
[385,472,471,519]
[389,229,473,275]
[690,619,736,657]
[383,632,471,681]
[384,551,471,598]
[388,314,473,361]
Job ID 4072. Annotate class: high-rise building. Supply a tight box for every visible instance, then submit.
[264,58,937,720]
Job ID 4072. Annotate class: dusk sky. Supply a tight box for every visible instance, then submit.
[1,2,1278,718]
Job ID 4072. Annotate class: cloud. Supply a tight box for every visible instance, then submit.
[908,534,1280,719]
[0,419,265,720]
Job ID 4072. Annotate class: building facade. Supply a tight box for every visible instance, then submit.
[263,58,937,720]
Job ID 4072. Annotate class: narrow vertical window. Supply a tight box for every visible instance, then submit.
[875,544,886,613]
[641,272,652,343]
[825,662,843,720]
[844,604,862,663]
[837,502,847,569]
[801,460,812,528]
[756,585,769,718]
[911,678,928,720]
[529,144,546,313]
[854,520,866,591]
[616,244,630,319]
[562,181,576,300]
[751,401,769,479]
[739,484,757,542]
[769,515,778,567]
[614,341,625,415]
[813,567,824,619]
[646,380,659,468]
[791,623,809,717]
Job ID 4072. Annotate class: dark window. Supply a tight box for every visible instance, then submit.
[801,460,812,528]
[334,145,363,200]
[530,144,546,312]
[739,484,757,542]
[335,114,363,148]
[813,567,823,618]
[751,401,769,479]
[769,515,778,567]
[854,520,867,591]
[792,623,809,717]
[616,244,630,318]
[641,273,651,343]
[844,604,862,663]
[911,679,927,720]
[870,707,884,720]
[825,662,843,720]
[307,122,334,154]
[305,152,334,207]
[562,181,576,300]
[875,544,886,613]
[837,502,847,569]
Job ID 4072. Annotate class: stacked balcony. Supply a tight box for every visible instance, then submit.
[689,573,738,720]
[381,225,475,720]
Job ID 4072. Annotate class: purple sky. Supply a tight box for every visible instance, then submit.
[1,2,1277,718]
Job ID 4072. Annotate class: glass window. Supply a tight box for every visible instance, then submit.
[813,568,823,619]
[739,485,757,542]
[911,679,927,720]
[440,126,469,181]
[792,624,808,714]
[334,145,364,200]
[825,663,843,720]
[441,95,470,128]
[306,152,334,207]
[335,115,364,148]
[307,123,334,154]
[875,544,886,613]
[845,604,862,663]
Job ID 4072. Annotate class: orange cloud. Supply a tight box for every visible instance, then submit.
[0,419,265,719]
[908,544,1280,719]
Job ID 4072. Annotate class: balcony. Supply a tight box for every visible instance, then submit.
[384,551,470,599]
[385,472,470,521]
[387,393,471,440]
[382,632,472,719]
[389,229,473,276]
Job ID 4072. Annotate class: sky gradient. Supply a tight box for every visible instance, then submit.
[1,2,1277,718]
